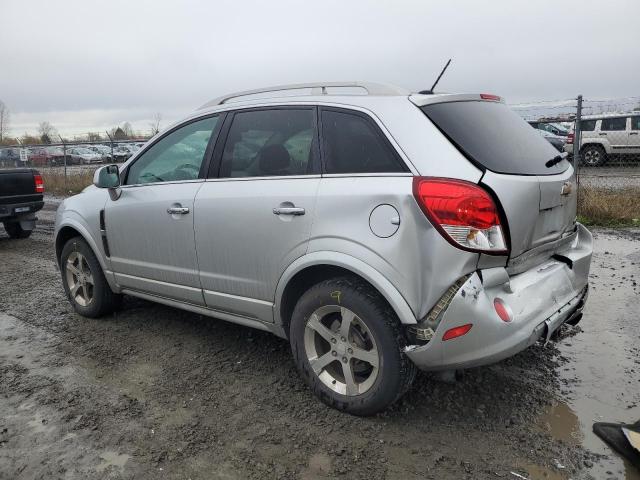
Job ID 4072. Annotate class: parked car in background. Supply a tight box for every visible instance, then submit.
[0,147,23,167]
[529,121,569,137]
[46,146,67,165]
[537,129,565,152]
[113,144,137,162]
[66,147,103,165]
[565,113,640,166]
[87,145,113,162]
[55,82,592,415]
[27,147,54,167]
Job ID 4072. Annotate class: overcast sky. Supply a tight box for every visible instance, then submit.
[1,0,639,137]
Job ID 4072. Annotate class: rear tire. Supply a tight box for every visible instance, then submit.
[3,221,32,239]
[289,276,416,415]
[60,237,121,318]
[581,145,607,167]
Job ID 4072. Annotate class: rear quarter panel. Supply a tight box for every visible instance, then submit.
[308,176,479,321]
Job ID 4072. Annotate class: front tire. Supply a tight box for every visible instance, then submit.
[60,237,121,317]
[3,221,32,239]
[289,276,416,415]
[581,145,607,167]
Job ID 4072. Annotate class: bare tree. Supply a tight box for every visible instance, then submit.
[38,121,57,144]
[0,100,10,144]
[149,113,162,136]
[122,122,134,138]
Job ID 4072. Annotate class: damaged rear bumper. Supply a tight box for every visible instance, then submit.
[405,223,592,371]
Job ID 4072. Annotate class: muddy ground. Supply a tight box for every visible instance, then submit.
[0,199,638,480]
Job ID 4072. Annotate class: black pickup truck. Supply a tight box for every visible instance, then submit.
[0,169,45,239]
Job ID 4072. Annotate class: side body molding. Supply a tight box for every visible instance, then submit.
[274,251,418,327]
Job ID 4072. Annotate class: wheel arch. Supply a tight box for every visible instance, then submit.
[275,252,417,338]
[580,141,610,155]
[55,220,108,274]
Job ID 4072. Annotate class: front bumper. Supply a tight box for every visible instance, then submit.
[405,223,592,371]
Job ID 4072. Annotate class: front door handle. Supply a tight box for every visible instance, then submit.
[167,206,190,215]
[273,207,305,216]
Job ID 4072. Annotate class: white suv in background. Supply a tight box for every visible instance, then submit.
[566,113,640,166]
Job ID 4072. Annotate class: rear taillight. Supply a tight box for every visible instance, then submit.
[34,174,45,193]
[566,133,574,144]
[413,177,508,254]
[480,93,501,102]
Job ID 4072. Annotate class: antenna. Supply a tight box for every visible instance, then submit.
[419,59,452,94]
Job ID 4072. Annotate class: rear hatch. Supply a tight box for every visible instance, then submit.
[415,97,576,264]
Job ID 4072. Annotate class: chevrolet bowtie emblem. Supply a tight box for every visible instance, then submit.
[561,181,573,196]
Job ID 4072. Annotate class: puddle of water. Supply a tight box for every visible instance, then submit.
[96,451,130,473]
[538,231,640,480]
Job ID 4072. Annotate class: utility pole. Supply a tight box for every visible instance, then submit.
[59,135,67,192]
[573,95,582,168]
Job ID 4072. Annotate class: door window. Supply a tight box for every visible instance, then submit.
[219,109,316,178]
[321,110,408,174]
[126,116,219,185]
[631,117,640,130]
[600,117,627,131]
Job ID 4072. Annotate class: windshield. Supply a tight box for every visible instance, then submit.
[420,100,569,175]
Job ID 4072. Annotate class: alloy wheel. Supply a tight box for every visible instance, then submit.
[304,305,380,396]
[65,251,94,306]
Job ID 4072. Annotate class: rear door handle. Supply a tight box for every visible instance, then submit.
[630,132,639,136]
[273,207,305,216]
[167,206,190,215]
[599,132,608,135]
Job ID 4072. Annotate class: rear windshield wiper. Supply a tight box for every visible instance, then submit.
[545,155,565,168]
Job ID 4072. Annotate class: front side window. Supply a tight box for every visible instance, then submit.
[219,109,316,178]
[321,110,407,174]
[600,117,627,131]
[126,116,219,185]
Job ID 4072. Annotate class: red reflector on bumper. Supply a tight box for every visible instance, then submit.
[442,323,473,341]
[493,298,512,322]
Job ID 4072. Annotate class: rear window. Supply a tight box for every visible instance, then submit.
[600,117,627,131]
[421,101,568,175]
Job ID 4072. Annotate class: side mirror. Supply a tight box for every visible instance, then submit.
[93,165,122,200]
[94,164,120,188]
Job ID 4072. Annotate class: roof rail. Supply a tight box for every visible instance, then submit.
[199,81,409,109]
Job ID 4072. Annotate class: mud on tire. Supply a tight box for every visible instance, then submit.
[289,276,416,416]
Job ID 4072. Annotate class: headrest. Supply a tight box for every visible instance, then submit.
[259,144,290,174]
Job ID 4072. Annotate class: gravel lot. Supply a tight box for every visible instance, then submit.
[0,199,638,480]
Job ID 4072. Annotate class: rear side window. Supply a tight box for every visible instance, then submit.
[630,117,640,130]
[220,109,316,178]
[321,110,408,174]
[580,120,597,132]
[600,117,627,131]
[421,101,567,175]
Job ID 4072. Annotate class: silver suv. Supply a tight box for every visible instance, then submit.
[566,113,640,166]
[54,82,592,415]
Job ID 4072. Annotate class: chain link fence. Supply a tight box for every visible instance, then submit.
[2,98,639,223]
[0,139,145,195]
